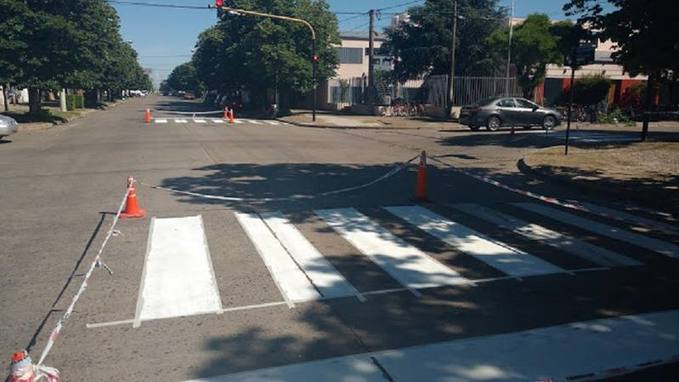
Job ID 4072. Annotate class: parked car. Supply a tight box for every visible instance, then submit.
[0,114,18,140]
[183,92,196,100]
[459,97,561,131]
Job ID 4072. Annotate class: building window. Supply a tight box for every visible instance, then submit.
[336,47,364,64]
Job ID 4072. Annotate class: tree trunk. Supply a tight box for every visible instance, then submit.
[28,87,42,115]
[641,72,656,142]
[2,83,8,112]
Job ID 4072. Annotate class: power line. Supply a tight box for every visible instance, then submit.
[338,13,368,24]
[107,0,208,10]
[376,0,424,12]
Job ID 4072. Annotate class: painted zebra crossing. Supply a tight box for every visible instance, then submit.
[151,118,286,125]
[134,203,676,324]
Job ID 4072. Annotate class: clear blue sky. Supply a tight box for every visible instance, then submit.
[113,0,579,85]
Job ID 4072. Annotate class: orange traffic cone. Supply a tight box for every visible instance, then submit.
[413,151,428,201]
[121,176,146,219]
[224,107,229,120]
[228,108,235,124]
[145,109,152,123]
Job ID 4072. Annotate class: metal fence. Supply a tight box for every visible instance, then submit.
[327,75,522,108]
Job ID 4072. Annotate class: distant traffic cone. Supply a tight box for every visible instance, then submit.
[413,151,428,201]
[224,107,229,120]
[120,176,146,219]
[145,108,152,123]
[228,108,235,124]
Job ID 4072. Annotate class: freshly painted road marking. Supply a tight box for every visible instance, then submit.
[235,212,321,304]
[244,119,262,125]
[193,119,207,123]
[134,216,222,327]
[315,208,470,290]
[233,119,244,124]
[386,206,563,277]
[579,202,679,236]
[211,119,226,124]
[174,119,188,124]
[154,119,167,124]
[451,203,641,267]
[260,212,361,300]
[515,203,679,259]
[184,309,679,382]
[263,120,280,125]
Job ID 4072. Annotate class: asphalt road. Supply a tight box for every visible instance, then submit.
[1,96,677,381]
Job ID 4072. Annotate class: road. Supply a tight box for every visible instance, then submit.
[1,96,678,381]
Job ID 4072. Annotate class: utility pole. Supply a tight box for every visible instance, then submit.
[505,0,515,96]
[447,0,458,118]
[565,63,576,155]
[368,9,376,107]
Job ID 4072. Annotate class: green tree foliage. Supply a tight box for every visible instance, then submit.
[0,0,151,113]
[380,0,506,82]
[192,0,340,111]
[488,14,562,99]
[571,74,611,105]
[564,0,678,77]
[166,62,202,95]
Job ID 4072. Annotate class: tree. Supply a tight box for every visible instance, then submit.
[0,0,31,111]
[571,74,611,105]
[166,62,202,95]
[192,0,339,112]
[488,14,562,99]
[380,0,506,82]
[564,0,679,139]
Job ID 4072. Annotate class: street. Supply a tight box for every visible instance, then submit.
[1,96,678,381]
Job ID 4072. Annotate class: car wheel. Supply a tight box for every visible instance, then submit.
[543,115,556,130]
[486,116,501,131]
[469,125,480,131]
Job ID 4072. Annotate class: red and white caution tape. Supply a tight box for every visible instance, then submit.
[141,154,420,203]
[429,156,588,212]
[36,181,133,366]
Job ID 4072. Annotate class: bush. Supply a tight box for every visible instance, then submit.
[596,108,634,125]
[66,94,76,111]
[573,74,611,106]
[75,94,84,109]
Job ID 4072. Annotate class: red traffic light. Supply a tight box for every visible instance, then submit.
[215,0,223,7]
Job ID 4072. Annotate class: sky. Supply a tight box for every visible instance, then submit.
[112,0,583,85]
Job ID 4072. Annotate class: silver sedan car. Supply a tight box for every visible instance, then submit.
[0,114,18,139]
[459,97,561,131]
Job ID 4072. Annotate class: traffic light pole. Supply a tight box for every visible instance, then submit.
[213,5,318,121]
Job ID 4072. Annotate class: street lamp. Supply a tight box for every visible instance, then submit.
[212,3,318,121]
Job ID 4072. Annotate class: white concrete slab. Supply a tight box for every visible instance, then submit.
[385,206,563,277]
[261,212,358,299]
[185,309,679,382]
[315,208,470,289]
[235,212,321,303]
[135,216,222,324]
[515,203,679,259]
[579,202,679,236]
[451,203,641,267]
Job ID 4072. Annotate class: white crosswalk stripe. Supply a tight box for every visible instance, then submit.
[233,119,244,124]
[316,208,471,290]
[385,206,564,277]
[154,119,167,124]
[175,119,188,124]
[451,203,641,267]
[260,212,361,300]
[514,202,679,258]
[263,120,280,125]
[193,119,207,123]
[235,212,321,304]
[135,216,222,326]
[578,202,679,236]
[212,119,226,124]
[244,119,262,125]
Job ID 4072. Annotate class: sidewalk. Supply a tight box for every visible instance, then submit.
[279,111,462,130]
[3,100,124,132]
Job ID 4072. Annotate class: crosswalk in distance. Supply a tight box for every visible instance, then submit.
[136,203,676,323]
[151,118,286,125]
